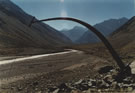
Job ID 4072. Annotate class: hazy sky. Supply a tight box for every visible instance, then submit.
[11,0,135,30]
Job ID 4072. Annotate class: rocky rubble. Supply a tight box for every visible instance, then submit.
[1,66,135,93]
[47,67,135,93]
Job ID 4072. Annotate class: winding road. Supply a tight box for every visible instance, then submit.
[0,49,78,65]
[0,49,92,85]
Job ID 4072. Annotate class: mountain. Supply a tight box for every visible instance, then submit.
[61,26,87,42]
[76,17,128,44]
[0,0,71,49]
[94,17,128,36]
[76,31,99,44]
[109,16,135,49]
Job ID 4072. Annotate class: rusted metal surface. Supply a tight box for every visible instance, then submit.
[29,17,131,76]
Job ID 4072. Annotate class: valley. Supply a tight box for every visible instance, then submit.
[0,0,135,93]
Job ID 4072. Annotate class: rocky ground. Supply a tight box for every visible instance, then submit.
[1,65,135,93]
[47,67,135,93]
[0,49,135,93]
[0,50,110,93]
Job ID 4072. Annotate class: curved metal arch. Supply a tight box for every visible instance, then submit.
[29,17,126,70]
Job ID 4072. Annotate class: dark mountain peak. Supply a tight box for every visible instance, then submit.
[0,0,71,49]
[76,17,129,44]
[73,26,85,30]
[0,0,31,24]
[95,17,128,26]
[61,26,87,42]
[128,16,135,22]
[0,0,10,2]
[119,17,128,20]
[0,0,16,8]
[108,16,135,48]
[109,17,128,21]
[0,0,11,7]
[111,16,135,36]
[132,16,135,19]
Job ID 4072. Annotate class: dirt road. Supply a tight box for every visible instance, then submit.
[0,50,82,82]
[0,49,110,92]
[0,50,78,65]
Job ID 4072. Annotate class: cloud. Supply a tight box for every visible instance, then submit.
[60,10,68,17]
[60,0,64,3]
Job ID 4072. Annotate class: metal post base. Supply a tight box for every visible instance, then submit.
[115,65,132,82]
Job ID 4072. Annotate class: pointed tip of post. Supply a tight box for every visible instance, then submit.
[28,17,35,27]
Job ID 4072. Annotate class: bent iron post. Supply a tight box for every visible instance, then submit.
[29,17,132,77]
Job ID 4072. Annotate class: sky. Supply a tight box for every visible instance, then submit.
[11,0,135,30]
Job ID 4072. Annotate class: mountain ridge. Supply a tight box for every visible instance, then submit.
[0,0,72,49]
[61,17,128,44]
[109,16,135,49]
[61,26,87,42]
[76,17,128,44]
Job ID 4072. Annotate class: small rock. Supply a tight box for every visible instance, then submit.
[96,80,102,87]
[131,83,135,88]
[127,87,133,91]
[88,81,92,87]
[123,77,132,84]
[58,83,67,89]
[71,90,80,93]
[103,75,114,85]
[86,89,91,93]
[115,83,121,89]
[98,89,101,93]
[48,87,57,92]
[122,84,131,89]
[100,84,109,89]
[58,83,71,92]
[33,81,39,86]
[17,87,23,91]
[89,79,96,87]
[35,88,38,91]
[53,89,59,93]
[36,91,42,93]
[98,66,114,74]
[75,79,83,85]
[11,87,15,90]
